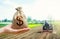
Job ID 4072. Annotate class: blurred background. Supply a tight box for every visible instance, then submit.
[0,0,60,28]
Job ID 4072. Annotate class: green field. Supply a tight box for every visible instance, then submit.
[0,22,42,28]
[28,24,42,28]
[0,24,8,28]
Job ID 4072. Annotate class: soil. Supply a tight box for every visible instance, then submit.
[0,25,60,39]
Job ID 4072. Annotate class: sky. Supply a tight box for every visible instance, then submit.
[0,0,60,20]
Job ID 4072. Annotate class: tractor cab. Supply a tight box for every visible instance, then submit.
[43,21,53,32]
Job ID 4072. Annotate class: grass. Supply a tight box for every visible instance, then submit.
[28,24,42,28]
[0,24,8,28]
[0,22,11,28]
[0,22,42,28]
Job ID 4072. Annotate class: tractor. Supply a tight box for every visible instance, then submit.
[43,21,53,33]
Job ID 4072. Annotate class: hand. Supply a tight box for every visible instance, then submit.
[0,24,30,34]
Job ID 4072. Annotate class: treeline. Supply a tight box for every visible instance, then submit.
[0,19,12,22]
[27,17,44,24]
[0,17,45,24]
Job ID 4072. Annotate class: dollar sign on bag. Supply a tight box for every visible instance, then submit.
[16,16,23,26]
